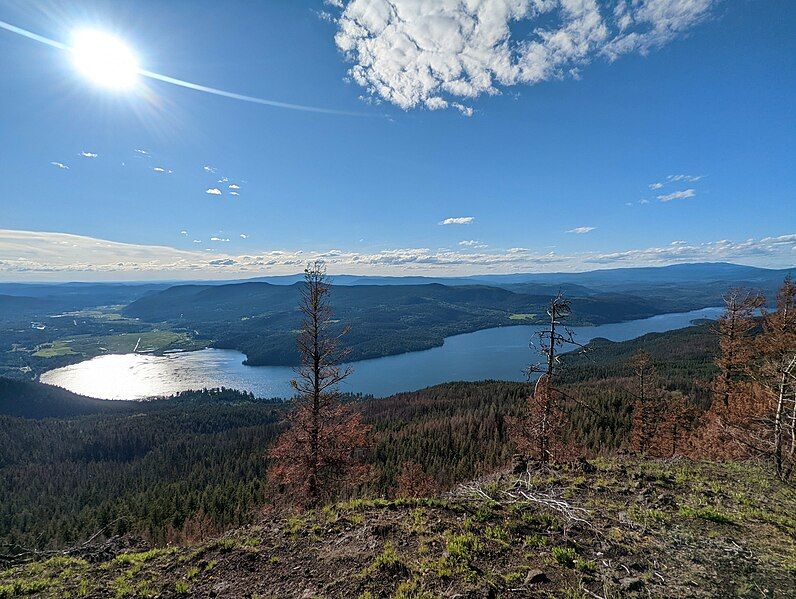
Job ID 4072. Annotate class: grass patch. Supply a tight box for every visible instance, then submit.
[551,546,577,568]
[361,543,406,577]
[679,506,734,524]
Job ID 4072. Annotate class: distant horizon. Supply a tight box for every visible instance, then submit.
[1,259,793,286]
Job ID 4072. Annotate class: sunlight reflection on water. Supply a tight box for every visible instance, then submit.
[40,307,723,400]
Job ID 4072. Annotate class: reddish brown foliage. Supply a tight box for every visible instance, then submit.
[267,261,370,505]
[507,377,583,463]
[689,278,796,479]
[395,460,436,498]
[268,403,370,504]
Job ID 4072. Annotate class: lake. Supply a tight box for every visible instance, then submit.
[40,307,723,400]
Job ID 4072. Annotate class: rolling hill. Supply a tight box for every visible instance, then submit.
[123,281,667,365]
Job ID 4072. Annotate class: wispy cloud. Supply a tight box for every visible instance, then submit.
[79,151,98,158]
[210,237,230,242]
[134,149,149,157]
[153,167,173,174]
[566,226,596,234]
[440,217,474,225]
[50,161,69,170]
[668,174,703,183]
[2,229,794,281]
[205,188,222,196]
[203,165,217,173]
[180,230,188,236]
[229,191,239,196]
[334,0,716,113]
[649,182,664,190]
[658,189,696,202]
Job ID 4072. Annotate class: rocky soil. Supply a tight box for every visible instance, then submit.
[1,459,794,598]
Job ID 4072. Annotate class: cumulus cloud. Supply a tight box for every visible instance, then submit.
[50,161,69,170]
[229,191,239,196]
[334,0,715,112]
[180,230,188,236]
[210,237,230,242]
[205,188,222,196]
[192,239,202,244]
[240,234,248,239]
[440,216,475,225]
[459,239,487,248]
[1,228,794,281]
[566,226,596,234]
[658,188,696,202]
[80,151,98,158]
[228,184,240,189]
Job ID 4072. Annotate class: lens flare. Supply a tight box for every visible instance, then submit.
[71,29,139,90]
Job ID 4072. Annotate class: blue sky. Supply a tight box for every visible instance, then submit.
[0,0,794,281]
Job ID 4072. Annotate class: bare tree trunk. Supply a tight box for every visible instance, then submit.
[774,367,787,478]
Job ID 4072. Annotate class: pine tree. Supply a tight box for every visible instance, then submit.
[267,261,370,506]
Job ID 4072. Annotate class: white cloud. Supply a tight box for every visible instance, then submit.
[566,226,596,234]
[658,188,696,202]
[639,199,650,204]
[135,149,149,156]
[218,177,229,183]
[334,0,715,112]
[667,174,703,183]
[240,234,248,239]
[203,165,217,173]
[440,216,475,225]
[459,239,487,248]
[153,167,173,173]
[50,161,69,170]
[229,191,240,196]
[192,239,202,244]
[180,230,188,236]
[228,184,240,189]
[205,188,222,196]
[210,237,230,242]
[1,228,794,281]
[80,151,98,158]
[649,182,664,190]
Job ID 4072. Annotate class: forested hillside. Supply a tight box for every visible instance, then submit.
[123,281,673,366]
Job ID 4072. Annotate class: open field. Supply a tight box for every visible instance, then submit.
[33,331,206,358]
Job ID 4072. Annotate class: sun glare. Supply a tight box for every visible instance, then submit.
[71,29,139,90]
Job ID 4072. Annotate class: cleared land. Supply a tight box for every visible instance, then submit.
[33,331,205,358]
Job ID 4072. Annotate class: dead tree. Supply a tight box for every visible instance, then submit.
[629,351,660,453]
[509,292,587,466]
[712,289,764,407]
[757,276,796,479]
[267,261,369,506]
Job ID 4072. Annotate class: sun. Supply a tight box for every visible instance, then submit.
[70,29,139,90]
